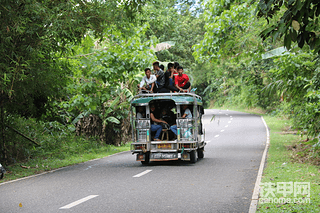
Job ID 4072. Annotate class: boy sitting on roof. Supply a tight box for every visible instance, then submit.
[153,61,168,93]
[165,63,179,92]
[139,68,156,93]
[175,66,191,92]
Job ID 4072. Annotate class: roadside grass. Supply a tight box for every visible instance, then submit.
[1,115,131,184]
[257,116,320,212]
[0,143,130,183]
[215,105,320,212]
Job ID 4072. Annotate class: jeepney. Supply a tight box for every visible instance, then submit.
[130,92,205,164]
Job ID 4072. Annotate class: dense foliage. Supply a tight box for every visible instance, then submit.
[257,0,320,53]
[193,0,320,149]
[0,0,152,163]
[1,0,319,165]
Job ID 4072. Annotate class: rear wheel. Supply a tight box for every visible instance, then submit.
[141,152,150,165]
[190,150,197,163]
[197,148,204,159]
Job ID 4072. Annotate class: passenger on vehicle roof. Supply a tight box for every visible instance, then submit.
[152,61,168,93]
[139,68,156,93]
[159,64,165,72]
[150,104,168,141]
[182,105,192,118]
[165,63,179,93]
[175,66,191,93]
[173,62,179,72]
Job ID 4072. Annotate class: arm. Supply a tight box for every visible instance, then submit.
[185,74,190,82]
[139,77,146,89]
[182,109,192,118]
[151,113,167,124]
[169,71,174,79]
[150,82,155,93]
[155,70,159,78]
[174,78,184,92]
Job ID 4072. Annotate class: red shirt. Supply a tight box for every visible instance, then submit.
[175,74,189,87]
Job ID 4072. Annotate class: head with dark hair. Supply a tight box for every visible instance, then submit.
[144,68,151,77]
[144,68,151,73]
[168,63,174,69]
[174,62,179,69]
[177,66,184,76]
[159,64,164,71]
[177,66,183,71]
[150,104,156,112]
[152,61,160,67]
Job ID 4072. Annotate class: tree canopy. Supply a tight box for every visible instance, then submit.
[1,0,320,164]
[257,0,320,53]
[0,0,145,117]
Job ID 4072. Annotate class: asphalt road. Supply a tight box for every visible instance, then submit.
[0,109,267,213]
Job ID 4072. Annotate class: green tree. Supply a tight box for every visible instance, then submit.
[257,0,320,53]
[0,0,147,161]
[59,24,157,144]
[0,0,146,117]
[137,0,206,70]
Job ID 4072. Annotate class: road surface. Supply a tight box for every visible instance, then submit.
[0,109,267,213]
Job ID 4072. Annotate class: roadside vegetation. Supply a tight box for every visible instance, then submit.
[0,115,130,183]
[0,0,205,181]
[259,116,320,212]
[217,105,320,212]
[1,0,320,197]
[194,0,320,165]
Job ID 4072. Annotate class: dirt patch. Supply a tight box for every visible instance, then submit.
[287,142,320,166]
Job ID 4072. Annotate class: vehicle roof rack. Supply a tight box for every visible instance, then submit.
[134,91,202,101]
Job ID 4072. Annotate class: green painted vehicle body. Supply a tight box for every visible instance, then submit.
[130,92,206,164]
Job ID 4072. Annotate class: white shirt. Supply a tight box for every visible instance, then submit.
[184,108,192,118]
[137,112,144,119]
[140,75,156,88]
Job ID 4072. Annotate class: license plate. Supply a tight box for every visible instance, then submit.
[157,143,171,149]
[151,153,178,159]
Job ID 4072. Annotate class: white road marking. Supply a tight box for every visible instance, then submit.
[225,125,228,128]
[249,117,270,213]
[205,140,211,143]
[230,118,233,120]
[214,135,219,138]
[84,163,99,171]
[228,121,231,123]
[133,170,152,178]
[59,195,98,209]
[220,130,225,132]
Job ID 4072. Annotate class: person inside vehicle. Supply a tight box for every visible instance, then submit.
[160,108,177,137]
[152,61,167,93]
[150,104,168,141]
[139,68,156,93]
[136,106,145,119]
[182,105,192,118]
[175,66,191,92]
[165,63,179,93]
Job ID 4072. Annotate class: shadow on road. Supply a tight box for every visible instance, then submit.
[140,157,208,167]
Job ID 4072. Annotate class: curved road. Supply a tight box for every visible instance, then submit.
[0,109,267,213]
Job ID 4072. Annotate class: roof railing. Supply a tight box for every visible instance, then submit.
[134,90,202,100]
